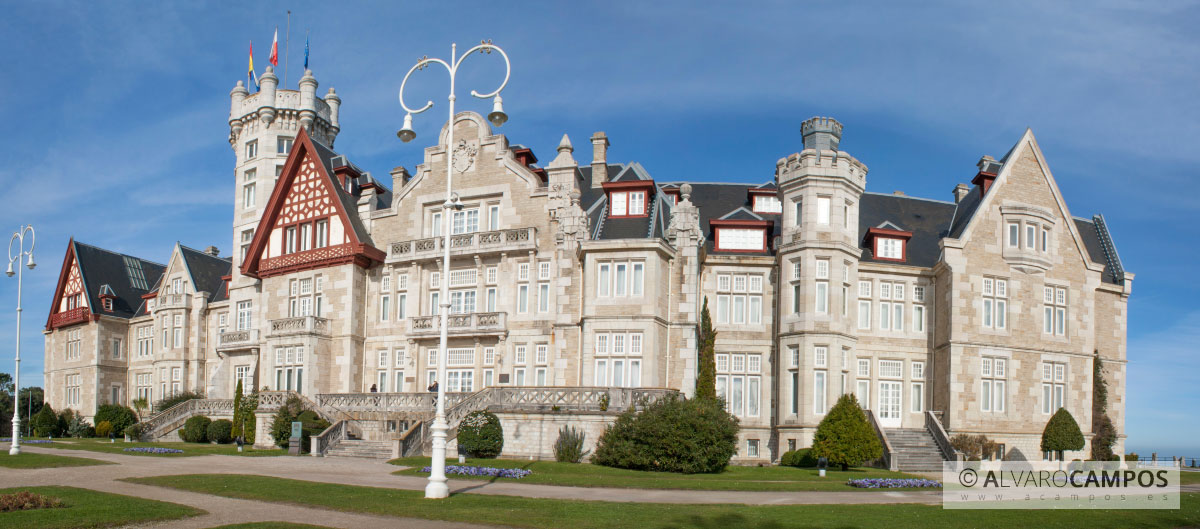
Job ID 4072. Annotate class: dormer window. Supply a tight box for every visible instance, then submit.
[711,219,773,252]
[863,225,913,263]
[103,298,113,311]
[877,238,904,260]
[751,194,781,214]
[610,191,646,217]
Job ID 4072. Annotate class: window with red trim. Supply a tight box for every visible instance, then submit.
[752,195,782,214]
[716,228,766,251]
[609,191,647,217]
[876,238,904,260]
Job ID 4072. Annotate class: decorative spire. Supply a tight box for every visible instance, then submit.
[557,134,573,153]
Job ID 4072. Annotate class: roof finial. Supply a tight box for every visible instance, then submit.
[557,134,573,153]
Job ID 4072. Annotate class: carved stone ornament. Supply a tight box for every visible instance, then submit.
[452,140,478,173]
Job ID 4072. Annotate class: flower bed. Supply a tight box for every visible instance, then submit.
[847,478,942,488]
[420,465,532,479]
[0,438,53,444]
[124,447,184,454]
[0,491,64,512]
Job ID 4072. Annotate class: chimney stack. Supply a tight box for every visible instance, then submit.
[591,131,609,188]
[390,166,410,190]
[953,183,970,203]
[204,246,220,257]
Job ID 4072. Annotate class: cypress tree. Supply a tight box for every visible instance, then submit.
[232,380,244,439]
[694,297,717,401]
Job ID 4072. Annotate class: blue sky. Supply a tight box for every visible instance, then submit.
[0,1,1196,455]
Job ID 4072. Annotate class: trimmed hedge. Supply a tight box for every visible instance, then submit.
[781,448,818,467]
[207,419,234,444]
[457,410,504,458]
[593,394,739,474]
[811,394,882,471]
[1041,408,1084,458]
[181,416,212,443]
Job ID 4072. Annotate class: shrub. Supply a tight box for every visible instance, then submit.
[31,404,59,437]
[270,395,324,452]
[811,394,882,471]
[950,434,999,460]
[153,390,204,413]
[457,410,504,458]
[1125,452,1139,462]
[0,491,64,512]
[95,421,114,438]
[94,404,138,437]
[554,425,589,463]
[123,423,145,440]
[1090,414,1117,461]
[781,448,818,467]
[66,416,93,438]
[593,394,739,474]
[1041,408,1084,460]
[207,419,234,444]
[57,409,77,436]
[181,416,212,443]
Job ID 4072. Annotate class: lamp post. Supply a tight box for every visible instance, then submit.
[6,225,35,455]
[396,41,510,499]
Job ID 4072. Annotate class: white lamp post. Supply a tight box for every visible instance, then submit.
[6,225,35,455]
[397,41,510,499]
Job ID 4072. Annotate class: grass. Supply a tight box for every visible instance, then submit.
[0,485,201,529]
[0,452,112,469]
[389,456,926,491]
[206,524,333,529]
[42,438,284,457]
[126,474,1200,529]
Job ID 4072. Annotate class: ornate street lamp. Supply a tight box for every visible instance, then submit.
[6,225,35,455]
[397,41,510,499]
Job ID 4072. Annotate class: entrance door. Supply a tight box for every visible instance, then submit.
[878,381,902,427]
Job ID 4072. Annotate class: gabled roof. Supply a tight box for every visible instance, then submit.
[46,239,165,329]
[178,245,232,303]
[858,193,956,267]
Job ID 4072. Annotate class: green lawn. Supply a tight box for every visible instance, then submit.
[206,524,333,529]
[1181,471,1200,485]
[389,456,925,491]
[126,474,1200,529]
[0,486,201,529]
[0,452,112,469]
[43,438,284,457]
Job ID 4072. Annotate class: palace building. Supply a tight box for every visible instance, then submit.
[41,66,1131,466]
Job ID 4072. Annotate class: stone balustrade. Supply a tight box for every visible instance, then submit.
[157,293,192,310]
[268,316,330,336]
[387,227,536,263]
[216,329,259,350]
[407,312,505,338]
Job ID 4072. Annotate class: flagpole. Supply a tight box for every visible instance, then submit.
[284,11,291,87]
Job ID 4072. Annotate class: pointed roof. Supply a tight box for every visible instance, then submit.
[46,239,165,329]
[178,245,232,303]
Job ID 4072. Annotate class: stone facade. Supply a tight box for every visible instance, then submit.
[41,70,1130,463]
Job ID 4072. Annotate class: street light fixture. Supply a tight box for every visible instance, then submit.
[397,41,510,499]
[7,225,35,456]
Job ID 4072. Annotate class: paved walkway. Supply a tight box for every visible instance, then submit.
[2,445,942,528]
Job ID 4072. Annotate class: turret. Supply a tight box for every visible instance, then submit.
[325,87,341,136]
[298,69,318,133]
[801,117,842,152]
[229,81,248,144]
[257,67,279,126]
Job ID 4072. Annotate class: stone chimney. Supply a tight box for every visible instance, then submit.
[953,183,970,203]
[390,166,410,191]
[204,246,220,257]
[590,131,609,188]
[801,116,843,151]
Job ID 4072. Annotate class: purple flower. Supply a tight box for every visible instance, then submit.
[0,438,53,444]
[123,447,184,454]
[847,478,942,488]
[420,465,532,479]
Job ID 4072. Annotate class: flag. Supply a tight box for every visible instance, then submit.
[248,41,259,92]
[303,33,309,71]
[269,28,279,67]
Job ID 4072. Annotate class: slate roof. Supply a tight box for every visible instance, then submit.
[70,241,165,320]
[179,245,232,303]
[309,136,380,246]
[858,193,957,267]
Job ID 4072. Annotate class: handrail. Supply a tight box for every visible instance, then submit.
[140,398,235,440]
[865,409,898,471]
[926,410,963,462]
[311,419,349,457]
[395,420,425,458]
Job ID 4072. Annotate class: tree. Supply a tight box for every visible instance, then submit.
[18,387,44,424]
[812,394,882,471]
[1041,408,1085,460]
[131,397,149,422]
[0,372,12,394]
[694,297,717,401]
[1091,353,1117,460]
[231,380,244,440]
[31,404,59,437]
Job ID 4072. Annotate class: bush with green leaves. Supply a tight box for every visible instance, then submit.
[781,448,818,467]
[181,416,212,443]
[457,410,504,458]
[811,394,882,471]
[123,423,144,440]
[1091,414,1117,461]
[66,415,93,438]
[554,425,589,463]
[270,395,326,452]
[593,394,739,474]
[1041,408,1084,460]
[94,404,138,436]
[207,419,234,444]
[154,390,204,413]
[31,404,59,437]
[57,409,77,436]
[95,421,114,438]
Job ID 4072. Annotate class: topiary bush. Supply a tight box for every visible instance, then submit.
[181,416,212,443]
[95,421,114,438]
[94,404,138,437]
[593,394,739,474]
[811,394,882,471]
[781,448,818,467]
[207,419,234,444]
[554,425,589,463]
[1041,408,1084,460]
[31,404,59,437]
[457,410,504,458]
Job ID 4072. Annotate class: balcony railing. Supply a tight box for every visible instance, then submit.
[407,312,505,338]
[157,293,192,310]
[216,329,259,350]
[268,316,331,336]
[48,306,92,329]
[387,227,536,263]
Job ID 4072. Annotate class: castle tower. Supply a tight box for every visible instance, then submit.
[775,116,868,444]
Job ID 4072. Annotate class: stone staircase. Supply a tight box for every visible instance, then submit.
[323,439,392,459]
[885,428,948,473]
